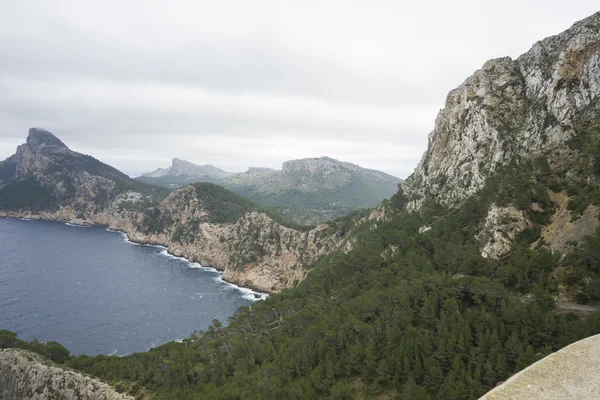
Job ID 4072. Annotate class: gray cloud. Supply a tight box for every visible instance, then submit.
[1,0,598,178]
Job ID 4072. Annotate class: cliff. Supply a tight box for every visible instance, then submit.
[402,12,600,259]
[0,183,348,293]
[0,349,131,400]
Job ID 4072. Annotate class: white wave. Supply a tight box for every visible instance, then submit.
[213,275,269,302]
[104,226,267,301]
[159,249,189,262]
[65,222,91,228]
[108,349,118,356]
[19,217,32,221]
[185,261,220,273]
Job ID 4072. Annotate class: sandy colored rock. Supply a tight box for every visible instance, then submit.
[480,334,600,399]
[537,190,599,253]
[477,204,530,259]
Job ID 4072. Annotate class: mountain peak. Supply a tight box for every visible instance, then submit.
[26,128,68,151]
[172,158,196,168]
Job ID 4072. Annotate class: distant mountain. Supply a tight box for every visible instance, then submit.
[137,158,232,186]
[137,156,402,225]
[0,128,161,212]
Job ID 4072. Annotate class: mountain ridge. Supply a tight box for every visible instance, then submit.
[138,156,402,225]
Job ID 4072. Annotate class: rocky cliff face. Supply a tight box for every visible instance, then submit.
[404,13,600,210]
[403,12,600,258]
[0,349,131,400]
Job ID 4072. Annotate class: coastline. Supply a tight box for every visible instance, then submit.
[0,213,270,300]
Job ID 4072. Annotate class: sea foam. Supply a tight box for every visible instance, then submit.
[104,227,268,301]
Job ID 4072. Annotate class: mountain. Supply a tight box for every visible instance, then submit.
[0,128,161,212]
[136,158,232,186]
[139,156,402,225]
[0,129,351,292]
[4,12,600,400]
[402,10,600,261]
[222,157,402,225]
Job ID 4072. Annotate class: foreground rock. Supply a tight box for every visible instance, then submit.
[0,349,131,400]
[480,334,600,399]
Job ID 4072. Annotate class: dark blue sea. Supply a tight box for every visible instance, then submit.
[0,217,264,356]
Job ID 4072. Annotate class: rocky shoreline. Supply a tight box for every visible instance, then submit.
[0,200,344,294]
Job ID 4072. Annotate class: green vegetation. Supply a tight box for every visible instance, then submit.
[224,175,400,226]
[190,183,313,231]
[6,159,600,399]
[0,330,70,364]
[5,124,600,398]
[0,178,58,211]
[191,183,258,224]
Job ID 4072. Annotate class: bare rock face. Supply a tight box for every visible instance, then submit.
[403,12,600,211]
[537,190,599,254]
[113,187,346,293]
[0,349,132,400]
[477,204,530,259]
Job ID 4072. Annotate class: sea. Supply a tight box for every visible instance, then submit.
[0,217,265,356]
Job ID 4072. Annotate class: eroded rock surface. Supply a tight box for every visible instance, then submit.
[0,349,131,400]
[403,13,600,211]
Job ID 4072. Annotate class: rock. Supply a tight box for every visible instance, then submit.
[536,190,600,253]
[477,204,530,259]
[0,348,132,400]
[480,334,600,399]
[403,12,600,211]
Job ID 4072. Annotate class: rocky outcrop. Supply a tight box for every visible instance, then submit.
[403,12,600,211]
[537,190,600,254]
[480,334,600,399]
[0,349,131,400]
[477,204,531,259]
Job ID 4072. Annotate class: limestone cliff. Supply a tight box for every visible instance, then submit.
[0,349,131,400]
[403,12,600,258]
[403,12,600,210]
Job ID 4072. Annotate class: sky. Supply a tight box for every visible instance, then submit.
[0,1,598,178]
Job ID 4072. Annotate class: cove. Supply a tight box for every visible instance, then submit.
[0,217,263,356]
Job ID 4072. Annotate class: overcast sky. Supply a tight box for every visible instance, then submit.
[0,1,598,178]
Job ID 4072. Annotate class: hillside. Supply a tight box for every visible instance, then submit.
[138,156,402,225]
[3,11,600,400]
